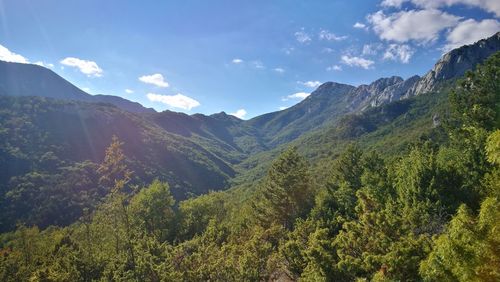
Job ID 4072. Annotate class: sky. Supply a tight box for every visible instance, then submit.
[0,0,499,119]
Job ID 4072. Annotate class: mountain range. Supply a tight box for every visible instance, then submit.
[0,62,155,114]
[0,32,498,230]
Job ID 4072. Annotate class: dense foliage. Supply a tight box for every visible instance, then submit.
[0,53,498,281]
[0,97,248,231]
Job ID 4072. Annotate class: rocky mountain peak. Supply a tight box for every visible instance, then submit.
[314,81,355,93]
[368,76,404,91]
[409,31,500,95]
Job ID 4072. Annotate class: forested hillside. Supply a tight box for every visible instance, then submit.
[0,41,498,282]
[0,34,497,231]
[0,96,251,231]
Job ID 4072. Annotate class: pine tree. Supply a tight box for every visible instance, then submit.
[311,144,364,234]
[420,198,500,281]
[96,135,137,276]
[449,52,500,131]
[254,147,313,229]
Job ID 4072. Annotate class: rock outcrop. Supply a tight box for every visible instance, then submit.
[408,31,500,96]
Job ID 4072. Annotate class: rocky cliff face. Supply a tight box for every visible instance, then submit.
[348,76,404,110]
[247,32,499,148]
[330,31,500,114]
[407,31,500,96]
[370,75,421,107]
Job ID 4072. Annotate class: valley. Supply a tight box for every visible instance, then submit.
[0,5,498,279]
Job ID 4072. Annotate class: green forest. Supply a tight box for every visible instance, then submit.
[0,48,498,281]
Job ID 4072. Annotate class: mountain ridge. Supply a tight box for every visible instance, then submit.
[0,32,498,232]
[250,31,500,146]
[1,32,498,160]
[408,31,500,96]
[0,61,155,113]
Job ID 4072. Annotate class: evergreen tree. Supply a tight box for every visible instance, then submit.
[96,135,137,276]
[311,144,364,234]
[449,52,500,131]
[254,147,313,229]
[420,199,500,281]
[129,180,176,242]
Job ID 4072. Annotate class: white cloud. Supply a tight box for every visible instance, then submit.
[279,106,290,110]
[35,61,54,68]
[232,58,243,64]
[60,57,103,77]
[353,22,368,29]
[383,44,415,63]
[318,30,348,41]
[283,92,311,101]
[146,93,200,110]
[327,65,343,71]
[289,92,310,99]
[367,9,461,43]
[443,19,500,51]
[383,0,500,17]
[34,61,54,68]
[341,55,375,69]
[362,43,383,55]
[139,73,169,87]
[295,30,312,43]
[300,80,322,88]
[274,67,285,73]
[0,44,29,63]
[125,89,134,94]
[230,109,247,119]
[381,0,406,7]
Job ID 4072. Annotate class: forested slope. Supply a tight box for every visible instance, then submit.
[0,97,240,230]
[0,33,498,235]
[0,51,498,281]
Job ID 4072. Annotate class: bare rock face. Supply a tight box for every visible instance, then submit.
[432,113,441,128]
[348,76,404,110]
[350,32,499,112]
[408,31,500,96]
[370,75,421,107]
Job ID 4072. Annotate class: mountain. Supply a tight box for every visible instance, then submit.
[0,32,498,231]
[369,75,421,107]
[0,95,253,230]
[247,82,355,146]
[409,31,500,96]
[149,110,266,163]
[0,95,236,194]
[0,61,155,113]
[246,32,500,147]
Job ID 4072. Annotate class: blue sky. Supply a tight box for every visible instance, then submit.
[0,0,498,118]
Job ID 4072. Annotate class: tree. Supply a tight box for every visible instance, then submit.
[253,147,313,229]
[96,135,137,275]
[484,130,500,198]
[97,135,132,195]
[420,129,500,281]
[130,180,176,242]
[332,148,436,281]
[178,191,228,240]
[311,144,364,235]
[449,52,500,131]
[420,198,500,281]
